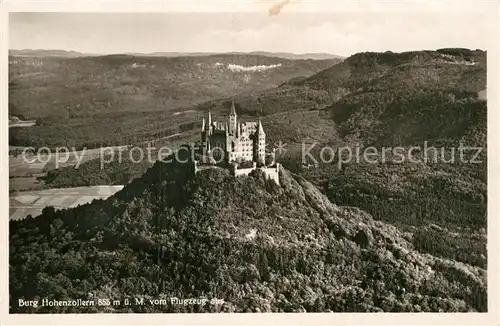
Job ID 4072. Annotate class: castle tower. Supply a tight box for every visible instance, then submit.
[229,101,237,135]
[207,110,212,131]
[255,119,266,164]
[225,121,232,162]
[204,110,213,152]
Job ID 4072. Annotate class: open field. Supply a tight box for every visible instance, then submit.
[9,185,124,220]
[9,121,36,128]
[9,146,129,177]
[9,117,37,128]
[9,177,45,192]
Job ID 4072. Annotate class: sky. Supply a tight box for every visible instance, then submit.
[9,11,492,57]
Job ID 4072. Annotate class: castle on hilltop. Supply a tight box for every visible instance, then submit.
[200,101,266,164]
[195,101,280,185]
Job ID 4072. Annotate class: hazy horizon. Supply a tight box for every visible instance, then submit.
[8,48,344,56]
[9,12,491,57]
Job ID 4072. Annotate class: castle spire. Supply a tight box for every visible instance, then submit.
[229,101,237,135]
[257,118,265,134]
[207,110,212,128]
[201,117,206,131]
[256,118,266,164]
[230,101,236,115]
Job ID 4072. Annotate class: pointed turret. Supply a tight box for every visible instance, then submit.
[257,118,265,135]
[207,110,212,127]
[229,101,238,135]
[201,117,206,131]
[230,101,236,115]
[256,118,266,164]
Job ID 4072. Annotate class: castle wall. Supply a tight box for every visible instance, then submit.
[234,167,256,177]
[211,132,227,150]
[259,165,280,185]
[232,163,280,185]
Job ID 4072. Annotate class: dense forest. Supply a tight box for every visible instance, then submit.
[42,149,153,188]
[10,154,487,313]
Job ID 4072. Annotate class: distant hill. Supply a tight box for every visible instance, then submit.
[247,51,344,60]
[9,53,339,119]
[10,49,344,61]
[129,51,345,61]
[200,48,486,146]
[9,154,487,313]
[303,49,486,147]
[9,53,340,149]
[9,49,95,57]
[127,52,218,57]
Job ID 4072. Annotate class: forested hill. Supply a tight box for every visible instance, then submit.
[202,48,486,147]
[10,48,485,150]
[10,155,486,313]
[9,53,340,149]
[304,48,486,147]
[9,54,339,120]
[302,48,485,94]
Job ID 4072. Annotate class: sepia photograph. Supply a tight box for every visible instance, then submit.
[2,1,498,323]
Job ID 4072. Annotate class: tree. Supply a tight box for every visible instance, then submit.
[258,251,270,282]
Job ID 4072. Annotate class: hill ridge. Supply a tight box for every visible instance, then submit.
[9,49,345,60]
[9,156,487,313]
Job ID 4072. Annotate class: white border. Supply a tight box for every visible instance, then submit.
[2,0,497,13]
[1,1,499,325]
